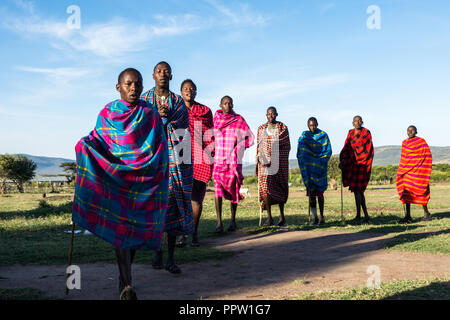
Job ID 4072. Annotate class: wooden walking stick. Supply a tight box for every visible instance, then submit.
[308,200,311,223]
[341,176,344,222]
[256,161,263,227]
[66,221,76,295]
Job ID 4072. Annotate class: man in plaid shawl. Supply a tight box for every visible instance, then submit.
[141,62,194,274]
[213,96,254,233]
[339,115,374,223]
[256,106,290,226]
[297,117,332,225]
[73,68,169,300]
[177,79,214,247]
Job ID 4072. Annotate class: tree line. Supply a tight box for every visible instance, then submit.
[245,156,450,187]
[0,154,77,194]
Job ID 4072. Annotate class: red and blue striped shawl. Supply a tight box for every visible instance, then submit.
[72,99,169,250]
[141,89,194,236]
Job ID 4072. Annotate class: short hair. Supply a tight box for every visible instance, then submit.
[408,125,418,133]
[181,79,197,91]
[267,106,277,114]
[220,95,233,105]
[353,115,363,122]
[308,117,318,125]
[118,68,143,84]
[153,61,172,74]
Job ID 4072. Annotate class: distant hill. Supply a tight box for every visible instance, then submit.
[11,145,450,177]
[17,154,75,176]
[242,145,450,176]
[372,145,450,166]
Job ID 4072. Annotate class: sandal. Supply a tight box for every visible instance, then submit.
[191,233,200,247]
[277,219,286,227]
[350,217,361,224]
[176,235,188,248]
[227,223,237,232]
[118,275,132,294]
[263,219,274,227]
[120,287,137,300]
[214,226,224,234]
[165,262,181,274]
[399,216,413,224]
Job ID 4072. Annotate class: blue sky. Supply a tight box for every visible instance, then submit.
[1,0,449,162]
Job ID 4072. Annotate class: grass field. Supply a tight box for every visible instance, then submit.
[0,183,449,300]
[1,183,449,268]
[297,277,450,300]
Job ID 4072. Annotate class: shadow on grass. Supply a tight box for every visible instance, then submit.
[241,213,421,236]
[0,215,234,267]
[0,202,73,221]
[384,228,450,251]
[382,281,450,300]
[432,211,450,220]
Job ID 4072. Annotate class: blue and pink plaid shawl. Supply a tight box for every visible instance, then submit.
[141,89,194,236]
[297,129,332,193]
[72,99,169,250]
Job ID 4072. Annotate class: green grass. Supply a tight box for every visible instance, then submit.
[0,183,449,266]
[297,278,450,300]
[0,288,54,300]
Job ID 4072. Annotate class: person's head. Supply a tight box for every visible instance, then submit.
[153,61,172,89]
[307,117,318,133]
[116,68,143,105]
[407,125,417,138]
[180,79,197,104]
[352,115,363,130]
[266,106,278,124]
[220,96,233,114]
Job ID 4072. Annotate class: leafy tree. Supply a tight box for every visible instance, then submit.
[327,156,340,180]
[0,154,15,194]
[0,155,37,193]
[60,162,77,183]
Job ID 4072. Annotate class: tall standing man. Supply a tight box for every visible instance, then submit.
[297,117,332,225]
[396,125,432,223]
[141,62,194,274]
[339,115,374,223]
[73,68,169,300]
[178,79,214,246]
[213,96,254,233]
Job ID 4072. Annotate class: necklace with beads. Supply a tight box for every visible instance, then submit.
[154,90,170,108]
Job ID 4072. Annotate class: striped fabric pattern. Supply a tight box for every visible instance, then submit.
[256,122,291,207]
[72,99,169,250]
[213,109,255,203]
[297,129,332,193]
[188,102,215,184]
[141,89,194,236]
[396,136,432,205]
[339,127,374,192]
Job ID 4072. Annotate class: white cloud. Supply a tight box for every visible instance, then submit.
[320,2,336,14]
[16,66,91,84]
[0,3,203,58]
[204,0,269,27]
[218,74,351,103]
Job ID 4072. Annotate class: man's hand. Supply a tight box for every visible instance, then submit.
[158,105,169,118]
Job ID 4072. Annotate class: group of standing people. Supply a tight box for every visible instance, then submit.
[71,63,434,300]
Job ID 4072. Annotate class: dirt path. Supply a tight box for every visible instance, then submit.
[1,230,449,300]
